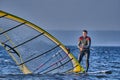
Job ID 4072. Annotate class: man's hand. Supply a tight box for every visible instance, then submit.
[80,48,83,51]
[79,47,83,51]
[78,46,83,51]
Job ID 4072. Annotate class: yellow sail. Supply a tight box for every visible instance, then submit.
[0,10,84,74]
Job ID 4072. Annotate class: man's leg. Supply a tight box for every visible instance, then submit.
[78,51,84,63]
[85,50,90,72]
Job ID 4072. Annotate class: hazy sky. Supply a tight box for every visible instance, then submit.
[0,0,120,46]
[0,0,120,31]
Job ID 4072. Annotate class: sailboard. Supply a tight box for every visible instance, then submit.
[74,70,112,75]
[87,70,112,74]
[0,10,84,74]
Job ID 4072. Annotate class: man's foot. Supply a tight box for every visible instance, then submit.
[83,70,86,73]
[83,70,88,74]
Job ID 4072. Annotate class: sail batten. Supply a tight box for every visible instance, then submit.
[19,44,60,66]
[12,33,44,49]
[0,22,26,35]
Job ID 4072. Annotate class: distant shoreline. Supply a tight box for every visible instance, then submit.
[66,45,120,47]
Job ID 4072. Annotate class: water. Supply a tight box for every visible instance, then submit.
[0,46,120,80]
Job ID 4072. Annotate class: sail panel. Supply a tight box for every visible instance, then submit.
[0,10,84,74]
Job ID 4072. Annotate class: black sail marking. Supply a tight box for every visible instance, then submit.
[38,53,70,73]
[7,33,44,52]
[0,22,26,35]
[33,50,63,72]
[2,39,10,44]
[0,14,8,18]
[12,33,44,49]
[19,44,60,65]
[42,58,73,74]
[2,43,20,57]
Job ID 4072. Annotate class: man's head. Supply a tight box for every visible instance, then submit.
[82,30,88,37]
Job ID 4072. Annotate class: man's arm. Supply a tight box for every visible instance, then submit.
[78,40,83,51]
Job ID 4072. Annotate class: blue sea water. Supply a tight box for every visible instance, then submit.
[0,46,120,80]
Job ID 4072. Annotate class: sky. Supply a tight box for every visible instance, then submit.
[0,0,120,46]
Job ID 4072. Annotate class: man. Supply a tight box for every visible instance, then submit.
[78,30,91,72]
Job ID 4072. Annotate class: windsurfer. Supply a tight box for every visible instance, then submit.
[78,30,91,72]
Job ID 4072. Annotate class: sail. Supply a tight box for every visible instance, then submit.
[0,10,84,74]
